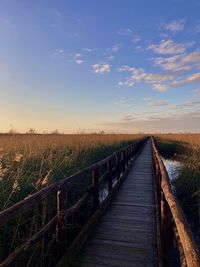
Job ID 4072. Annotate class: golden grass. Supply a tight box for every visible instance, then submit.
[0,134,143,209]
[155,133,200,148]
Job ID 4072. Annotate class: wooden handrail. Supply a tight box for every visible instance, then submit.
[152,138,200,267]
[0,140,143,224]
[0,137,147,266]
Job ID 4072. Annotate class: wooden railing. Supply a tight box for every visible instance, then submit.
[0,138,147,267]
[152,138,200,267]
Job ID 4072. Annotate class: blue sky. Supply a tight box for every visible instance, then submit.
[1,0,200,133]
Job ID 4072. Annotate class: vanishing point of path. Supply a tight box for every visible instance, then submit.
[76,139,158,267]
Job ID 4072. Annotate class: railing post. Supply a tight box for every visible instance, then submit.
[128,147,131,164]
[107,159,113,192]
[92,168,99,210]
[122,151,126,172]
[131,145,134,161]
[116,153,121,180]
[161,192,174,267]
[129,146,132,162]
[57,186,67,258]
[126,148,130,165]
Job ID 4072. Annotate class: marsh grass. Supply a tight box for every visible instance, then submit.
[0,133,143,265]
[155,134,200,242]
[0,133,142,210]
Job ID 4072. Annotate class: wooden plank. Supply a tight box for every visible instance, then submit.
[76,139,158,267]
[81,254,156,267]
[152,139,200,267]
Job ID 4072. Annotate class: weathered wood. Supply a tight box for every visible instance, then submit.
[107,159,113,192]
[75,139,158,267]
[65,193,90,219]
[152,139,200,267]
[0,216,57,267]
[59,139,145,189]
[92,168,100,210]
[152,155,163,267]
[57,186,68,258]
[0,183,58,224]
[115,153,121,180]
[56,158,135,267]
[0,137,147,266]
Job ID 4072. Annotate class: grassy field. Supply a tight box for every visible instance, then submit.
[0,133,143,211]
[155,134,200,240]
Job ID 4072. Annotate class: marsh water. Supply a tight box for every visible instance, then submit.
[162,157,183,181]
[99,157,182,202]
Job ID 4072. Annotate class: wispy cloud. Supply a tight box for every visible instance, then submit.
[75,53,84,64]
[82,47,97,52]
[118,61,200,92]
[92,63,111,74]
[111,43,122,52]
[101,99,200,132]
[164,19,185,33]
[154,72,200,91]
[107,55,115,61]
[194,20,200,34]
[147,100,169,107]
[118,65,177,90]
[147,39,194,55]
[153,50,200,71]
[113,97,132,108]
[117,27,133,36]
[170,72,200,87]
[117,27,141,44]
[50,11,62,30]
[52,49,65,57]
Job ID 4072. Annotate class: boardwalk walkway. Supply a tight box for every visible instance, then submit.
[76,139,158,267]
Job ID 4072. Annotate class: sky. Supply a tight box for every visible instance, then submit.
[1,0,200,133]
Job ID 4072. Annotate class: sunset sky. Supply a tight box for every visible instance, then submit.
[1,0,200,133]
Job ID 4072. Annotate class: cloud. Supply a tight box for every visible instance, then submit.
[153,50,200,71]
[155,72,200,91]
[100,99,200,132]
[194,20,200,34]
[118,65,177,89]
[170,72,200,87]
[75,53,84,64]
[99,97,200,132]
[52,49,65,57]
[107,55,115,61]
[75,59,84,64]
[117,27,133,36]
[118,61,200,92]
[132,36,141,44]
[113,97,132,108]
[164,19,185,33]
[152,84,168,92]
[147,100,169,107]
[92,63,110,74]
[147,39,193,55]
[111,44,121,52]
[117,27,141,44]
[50,11,62,30]
[82,48,97,52]
[105,44,122,55]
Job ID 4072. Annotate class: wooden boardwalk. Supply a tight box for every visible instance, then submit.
[76,139,158,267]
[1,138,199,267]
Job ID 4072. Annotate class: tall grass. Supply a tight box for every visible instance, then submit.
[155,134,200,243]
[0,134,142,211]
